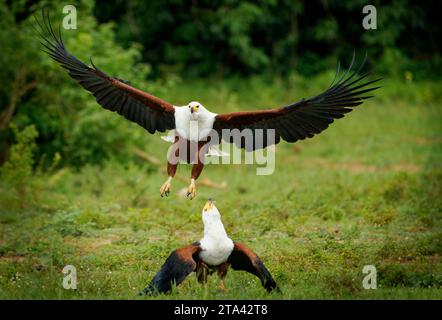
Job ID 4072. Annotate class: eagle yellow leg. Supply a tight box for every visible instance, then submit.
[196,261,209,284]
[217,262,229,292]
[219,279,228,293]
[160,177,172,197]
[187,178,197,200]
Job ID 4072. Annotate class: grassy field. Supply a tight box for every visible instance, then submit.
[0,77,441,299]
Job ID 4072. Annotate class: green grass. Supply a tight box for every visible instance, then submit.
[0,77,441,299]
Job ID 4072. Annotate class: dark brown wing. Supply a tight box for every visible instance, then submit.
[213,54,381,150]
[141,243,201,295]
[227,242,279,292]
[34,11,175,134]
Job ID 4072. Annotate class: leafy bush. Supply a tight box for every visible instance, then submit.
[0,124,38,207]
[0,0,154,167]
[66,108,140,167]
[95,0,441,78]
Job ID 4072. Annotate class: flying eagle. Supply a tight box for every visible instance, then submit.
[141,199,278,295]
[35,12,380,200]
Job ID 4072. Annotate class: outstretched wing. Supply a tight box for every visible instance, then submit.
[227,242,279,292]
[141,243,201,295]
[213,54,381,150]
[34,10,175,134]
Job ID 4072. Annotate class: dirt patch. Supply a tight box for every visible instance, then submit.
[312,159,420,173]
[383,254,440,266]
[401,136,442,145]
[0,255,26,262]
[427,254,440,264]
[283,157,421,173]
[88,238,115,250]
[64,235,120,253]
[390,163,421,172]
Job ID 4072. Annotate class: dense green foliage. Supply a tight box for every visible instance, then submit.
[94,0,441,78]
[1,0,161,166]
[0,0,440,299]
[0,124,39,206]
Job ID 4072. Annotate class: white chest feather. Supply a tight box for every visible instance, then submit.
[198,203,234,266]
[199,236,234,266]
[173,106,217,142]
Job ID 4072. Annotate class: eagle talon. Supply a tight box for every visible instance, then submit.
[160,179,172,197]
[187,180,197,200]
[219,280,228,293]
[186,191,196,200]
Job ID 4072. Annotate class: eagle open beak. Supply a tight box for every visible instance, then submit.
[190,107,195,114]
[203,198,215,212]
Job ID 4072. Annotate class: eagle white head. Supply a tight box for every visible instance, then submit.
[187,101,207,120]
[202,198,221,218]
[201,198,228,239]
[173,101,216,142]
[200,198,234,266]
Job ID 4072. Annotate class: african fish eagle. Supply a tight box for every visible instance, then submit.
[141,199,279,295]
[35,11,381,200]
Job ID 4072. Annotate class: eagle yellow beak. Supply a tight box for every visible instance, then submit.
[203,198,215,212]
[190,105,199,114]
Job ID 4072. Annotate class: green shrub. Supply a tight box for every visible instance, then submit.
[0,124,38,207]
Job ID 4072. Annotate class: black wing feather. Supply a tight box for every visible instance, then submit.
[34,10,175,134]
[227,242,279,292]
[141,244,201,295]
[214,53,381,150]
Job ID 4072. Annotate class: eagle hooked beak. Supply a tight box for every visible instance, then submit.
[189,104,200,114]
[203,198,215,212]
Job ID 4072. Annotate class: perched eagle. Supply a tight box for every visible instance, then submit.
[35,12,380,199]
[141,199,279,295]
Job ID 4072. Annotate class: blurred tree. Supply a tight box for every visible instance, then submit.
[0,124,38,206]
[94,0,440,78]
[0,0,154,167]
